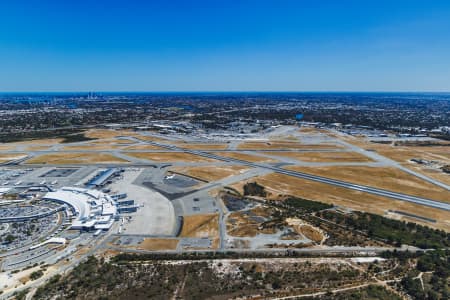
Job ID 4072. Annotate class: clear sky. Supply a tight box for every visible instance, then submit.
[1,0,450,92]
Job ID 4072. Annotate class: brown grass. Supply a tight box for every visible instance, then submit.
[26,145,51,151]
[138,238,179,250]
[0,153,27,163]
[25,153,128,164]
[126,152,217,162]
[122,144,164,150]
[180,214,219,239]
[169,165,250,182]
[212,152,278,163]
[175,142,229,150]
[266,151,373,162]
[14,138,64,145]
[376,146,450,164]
[237,141,340,150]
[226,206,276,237]
[84,129,140,139]
[286,166,449,203]
[231,173,450,231]
[62,144,124,151]
[402,163,450,186]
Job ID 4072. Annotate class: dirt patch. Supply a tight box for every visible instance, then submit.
[286,165,449,203]
[180,213,219,239]
[286,218,325,243]
[127,152,217,162]
[266,151,373,162]
[138,238,179,250]
[212,152,278,163]
[25,153,128,164]
[169,165,250,182]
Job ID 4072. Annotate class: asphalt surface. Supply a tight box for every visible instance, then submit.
[139,139,450,211]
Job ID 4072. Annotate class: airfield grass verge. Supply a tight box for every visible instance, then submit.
[267,151,373,162]
[126,152,217,162]
[180,214,219,239]
[286,165,450,203]
[212,151,278,163]
[25,153,129,164]
[138,238,179,251]
[169,165,250,182]
[231,173,450,231]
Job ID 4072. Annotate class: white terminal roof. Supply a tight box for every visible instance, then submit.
[43,187,117,230]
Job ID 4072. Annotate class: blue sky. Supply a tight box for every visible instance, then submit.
[1,0,449,92]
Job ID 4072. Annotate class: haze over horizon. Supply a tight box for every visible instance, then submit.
[1,0,450,92]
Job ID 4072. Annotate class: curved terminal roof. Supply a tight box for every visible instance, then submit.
[43,187,117,230]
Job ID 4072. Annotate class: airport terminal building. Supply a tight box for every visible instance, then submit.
[44,187,117,231]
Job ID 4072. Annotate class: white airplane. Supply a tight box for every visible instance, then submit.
[164,174,175,180]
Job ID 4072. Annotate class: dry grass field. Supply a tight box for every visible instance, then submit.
[376,146,450,164]
[404,164,450,186]
[226,206,277,237]
[231,173,450,231]
[138,238,179,251]
[180,213,219,238]
[62,144,124,151]
[122,144,164,150]
[170,165,250,182]
[25,153,128,164]
[126,152,217,162]
[286,166,449,203]
[174,142,229,150]
[266,151,373,163]
[26,145,51,151]
[0,145,17,150]
[83,129,140,139]
[237,141,340,150]
[0,153,27,163]
[212,151,278,163]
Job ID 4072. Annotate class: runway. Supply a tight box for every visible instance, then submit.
[144,139,450,212]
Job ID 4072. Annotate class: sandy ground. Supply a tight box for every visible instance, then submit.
[126,152,217,162]
[180,213,219,238]
[266,151,373,163]
[169,165,250,182]
[286,166,450,203]
[212,152,278,163]
[138,238,179,250]
[25,153,128,164]
[231,173,450,231]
